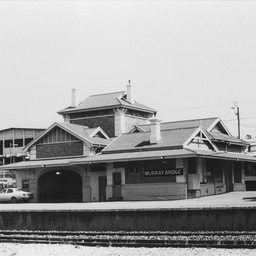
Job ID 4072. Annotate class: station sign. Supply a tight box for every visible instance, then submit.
[144,168,183,177]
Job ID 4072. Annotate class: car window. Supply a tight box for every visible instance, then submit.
[7,189,13,193]
[0,189,6,194]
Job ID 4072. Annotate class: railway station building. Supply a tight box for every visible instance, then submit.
[2,85,256,203]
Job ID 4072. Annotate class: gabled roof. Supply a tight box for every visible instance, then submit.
[24,122,111,151]
[103,127,199,153]
[104,117,248,154]
[183,127,218,151]
[58,122,110,143]
[206,131,248,146]
[58,91,157,115]
[132,117,220,132]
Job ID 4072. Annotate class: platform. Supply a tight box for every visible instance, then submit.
[0,192,256,232]
[0,191,256,212]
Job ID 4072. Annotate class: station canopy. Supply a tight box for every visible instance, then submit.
[1,148,256,170]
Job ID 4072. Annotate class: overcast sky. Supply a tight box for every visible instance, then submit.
[1,1,256,138]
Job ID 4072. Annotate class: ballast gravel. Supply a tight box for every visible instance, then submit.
[0,243,256,256]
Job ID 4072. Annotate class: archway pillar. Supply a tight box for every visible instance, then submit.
[30,178,38,203]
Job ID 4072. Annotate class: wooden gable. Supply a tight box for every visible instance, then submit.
[186,130,216,151]
[35,126,84,159]
[37,126,79,144]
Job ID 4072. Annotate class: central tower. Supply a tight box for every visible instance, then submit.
[58,83,157,137]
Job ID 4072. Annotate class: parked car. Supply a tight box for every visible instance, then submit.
[0,188,33,203]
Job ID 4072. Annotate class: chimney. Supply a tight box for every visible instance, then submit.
[126,80,134,104]
[71,88,76,108]
[150,118,161,144]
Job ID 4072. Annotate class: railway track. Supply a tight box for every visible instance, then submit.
[0,230,256,248]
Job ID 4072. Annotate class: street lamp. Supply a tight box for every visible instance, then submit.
[231,101,240,139]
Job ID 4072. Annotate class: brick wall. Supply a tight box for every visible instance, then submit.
[70,116,115,137]
[36,141,83,158]
[124,115,148,133]
[120,183,187,201]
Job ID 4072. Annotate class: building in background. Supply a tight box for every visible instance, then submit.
[0,128,45,188]
[0,128,45,165]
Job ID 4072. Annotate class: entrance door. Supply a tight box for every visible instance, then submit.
[99,176,107,202]
[112,172,121,198]
[224,162,233,192]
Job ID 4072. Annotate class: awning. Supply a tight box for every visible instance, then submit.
[1,148,256,170]
[70,149,197,164]
[190,149,256,162]
[70,149,256,164]
[0,157,87,170]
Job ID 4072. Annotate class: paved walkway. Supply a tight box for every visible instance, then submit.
[1,191,256,212]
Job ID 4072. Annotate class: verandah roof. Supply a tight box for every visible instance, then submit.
[1,149,256,170]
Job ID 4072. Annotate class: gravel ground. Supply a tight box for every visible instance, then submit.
[1,244,256,256]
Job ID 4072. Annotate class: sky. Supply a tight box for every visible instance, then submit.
[1,0,256,138]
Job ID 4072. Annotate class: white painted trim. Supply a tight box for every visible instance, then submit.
[207,117,231,135]
[183,127,218,152]
[24,122,109,152]
[88,127,110,140]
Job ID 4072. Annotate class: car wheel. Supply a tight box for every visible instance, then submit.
[11,197,17,203]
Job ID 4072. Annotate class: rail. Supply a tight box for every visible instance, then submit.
[0,231,256,248]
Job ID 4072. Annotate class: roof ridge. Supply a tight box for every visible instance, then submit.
[89,91,125,97]
[57,122,89,128]
[161,117,218,124]
[138,117,218,126]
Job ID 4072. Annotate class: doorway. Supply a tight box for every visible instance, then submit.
[224,162,233,192]
[112,172,122,198]
[99,176,107,202]
[38,170,82,203]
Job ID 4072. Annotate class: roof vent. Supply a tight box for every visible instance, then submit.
[150,118,161,144]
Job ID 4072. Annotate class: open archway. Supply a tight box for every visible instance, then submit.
[38,170,82,203]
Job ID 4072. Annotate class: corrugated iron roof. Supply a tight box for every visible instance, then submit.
[58,91,157,114]
[206,131,248,145]
[136,117,219,132]
[24,122,111,151]
[0,156,86,170]
[58,122,111,145]
[103,127,198,153]
[2,148,256,170]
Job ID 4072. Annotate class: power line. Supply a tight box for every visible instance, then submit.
[223,116,256,122]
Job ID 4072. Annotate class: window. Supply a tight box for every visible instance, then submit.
[188,158,197,174]
[113,172,121,186]
[214,161,223,183]
[234,162,242,183]
[206,159,214,182]
[206,159,223,183]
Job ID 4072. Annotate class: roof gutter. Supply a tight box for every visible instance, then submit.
[58,104,157,115]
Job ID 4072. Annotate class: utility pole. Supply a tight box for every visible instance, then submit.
[232,101,240,139]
